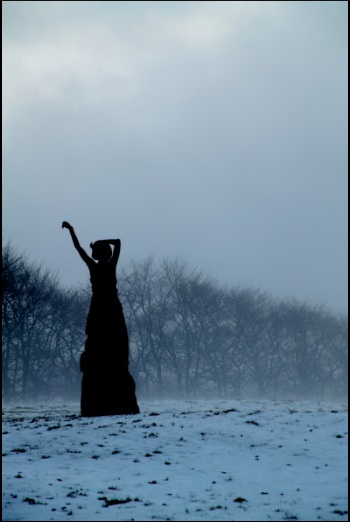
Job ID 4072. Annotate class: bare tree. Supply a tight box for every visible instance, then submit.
[3,242,347,402]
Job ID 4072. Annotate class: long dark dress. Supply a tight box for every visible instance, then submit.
[80,260,139,416]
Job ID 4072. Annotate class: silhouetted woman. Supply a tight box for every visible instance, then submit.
[62,221,139,416]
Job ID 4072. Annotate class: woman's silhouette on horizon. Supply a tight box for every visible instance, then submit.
[62,221,139,416]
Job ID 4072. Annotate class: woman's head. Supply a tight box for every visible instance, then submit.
[90,241,112,261]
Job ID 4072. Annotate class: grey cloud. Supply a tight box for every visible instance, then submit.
[3,1,348,313]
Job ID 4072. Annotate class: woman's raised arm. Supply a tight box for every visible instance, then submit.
[62,221,94,268]
[96,239,121,265]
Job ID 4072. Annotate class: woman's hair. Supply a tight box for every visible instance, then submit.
[90,241,112,261]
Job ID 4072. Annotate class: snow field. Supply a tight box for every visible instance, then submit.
[2,399,348,521]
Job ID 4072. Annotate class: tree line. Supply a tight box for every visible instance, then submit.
[2,242,348,402]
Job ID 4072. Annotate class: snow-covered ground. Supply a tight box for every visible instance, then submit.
[2,399,348,521]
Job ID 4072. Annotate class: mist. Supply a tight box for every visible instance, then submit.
[3,243,347,405]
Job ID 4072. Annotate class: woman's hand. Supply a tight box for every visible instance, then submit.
[104,239,120,246]
[62,221,73,231]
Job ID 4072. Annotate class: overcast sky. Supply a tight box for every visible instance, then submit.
[3,1,348,313]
